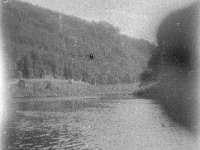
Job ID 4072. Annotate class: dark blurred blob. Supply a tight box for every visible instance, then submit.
[136,3,199,133]
[156,3,199,133]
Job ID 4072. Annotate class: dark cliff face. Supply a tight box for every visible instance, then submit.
[155,3,199,133]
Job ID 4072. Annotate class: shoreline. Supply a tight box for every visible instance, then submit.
[9,78,140,100]
[10,92,134,102]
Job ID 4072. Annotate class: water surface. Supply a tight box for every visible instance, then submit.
[4,97,197,150]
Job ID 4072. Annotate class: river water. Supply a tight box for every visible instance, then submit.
[4,97,198,150]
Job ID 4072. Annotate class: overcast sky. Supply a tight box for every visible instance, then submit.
[19,0,197,44]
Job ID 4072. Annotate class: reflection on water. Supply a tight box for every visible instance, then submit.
[4,98,197,150]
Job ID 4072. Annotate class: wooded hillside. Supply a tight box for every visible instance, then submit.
[2,0,155,84]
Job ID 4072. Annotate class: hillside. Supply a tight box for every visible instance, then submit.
[2,0,155,84]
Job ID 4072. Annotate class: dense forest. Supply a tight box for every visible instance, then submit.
[2,0,156,85]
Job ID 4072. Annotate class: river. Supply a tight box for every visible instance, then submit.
[3,97,198,150]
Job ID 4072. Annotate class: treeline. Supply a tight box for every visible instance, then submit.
[2,0,155,85]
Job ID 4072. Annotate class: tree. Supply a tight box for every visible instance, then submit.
[17,58,24,72]
[63,67,72,80]
[81,70,89,82]
[42,55,57,75]
[73,69,82,81]
[106,73,118,84]
[22,55,29,78]
[43,64,52,75]
[31,51,39,69]
[139,69,154,84]
[90,77,96,85]
[123,73,132,83]
[34,65,45,78]
[96,74,104,85]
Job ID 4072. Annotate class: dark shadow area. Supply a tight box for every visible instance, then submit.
[134,3,199,134]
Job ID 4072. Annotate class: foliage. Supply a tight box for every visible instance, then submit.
[22,55,29,78]
[63,68,72,80]
[123,73,132,83]
[3,0,155,84]
[139,70,154,83]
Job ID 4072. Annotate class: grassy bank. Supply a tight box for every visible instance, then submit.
[9,78,140,98]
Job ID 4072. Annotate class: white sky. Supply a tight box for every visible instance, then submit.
[19,0,198,43]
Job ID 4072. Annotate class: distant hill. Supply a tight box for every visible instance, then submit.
[2,0,155,84]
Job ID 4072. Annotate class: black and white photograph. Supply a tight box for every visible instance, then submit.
[0,0,200,149]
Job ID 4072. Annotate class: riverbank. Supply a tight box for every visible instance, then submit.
[9,78,140,99]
